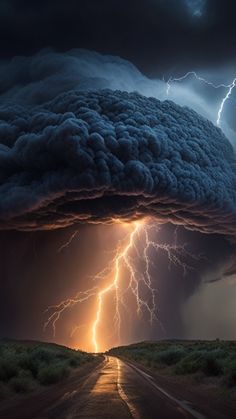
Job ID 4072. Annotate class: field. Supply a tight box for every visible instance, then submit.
[109,340,236,388]
[0,339,95,399]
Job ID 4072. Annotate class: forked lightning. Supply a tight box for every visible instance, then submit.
[44,219,196,352]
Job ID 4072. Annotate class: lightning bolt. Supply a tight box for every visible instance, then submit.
[57,230,79,253]
[217,78,236,126]
[44,219,197,353]
[166,71,236,126]
[44,287,98,337]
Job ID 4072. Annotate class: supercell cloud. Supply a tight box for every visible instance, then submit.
[0,88,236,235]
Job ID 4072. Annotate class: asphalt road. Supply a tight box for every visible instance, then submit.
[0,356,204,419]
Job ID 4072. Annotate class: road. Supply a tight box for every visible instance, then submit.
[0,356,204,419]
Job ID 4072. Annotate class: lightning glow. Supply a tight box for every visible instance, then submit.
[166,71,236,126]
[44,219,197,353]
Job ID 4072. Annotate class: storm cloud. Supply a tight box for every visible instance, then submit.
[1,48,235,144]
[0,87,236,235]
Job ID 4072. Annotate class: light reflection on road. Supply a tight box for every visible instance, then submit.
[116,358,141,419]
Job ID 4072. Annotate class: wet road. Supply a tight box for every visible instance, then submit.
[38,356,202,419]
[0,356,204,419]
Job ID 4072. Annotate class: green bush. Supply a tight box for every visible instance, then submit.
[38,363,69,385]
[115,346,186,367]
[9,371,35,393]
[31,347,56,363]
[0,357,18,381]
[175,351,222,376]
[17,352,39,378]
[155,347,186,366]
[0,340,94,395]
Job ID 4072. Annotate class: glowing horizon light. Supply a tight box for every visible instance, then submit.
[44,218,197,353]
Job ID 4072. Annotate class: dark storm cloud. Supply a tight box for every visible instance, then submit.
[0,49,157,104]
[0,87,236,234]
[1,0,236,74]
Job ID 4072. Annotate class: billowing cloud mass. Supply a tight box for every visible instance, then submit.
[1,87,236,234]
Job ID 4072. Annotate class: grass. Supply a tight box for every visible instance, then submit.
[0,339,95,397]
[109,340,236,387]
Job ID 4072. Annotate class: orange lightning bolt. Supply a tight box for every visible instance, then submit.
[44,219,199,353]
[92,221,142,353]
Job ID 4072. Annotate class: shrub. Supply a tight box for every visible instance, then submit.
[175,351,222,376]
[20,354,42,378]
[31,347,55,363]
[38,363,69,385]
[9,371,35,393]
[156,347,186,366]
[0,358,18,381]
[0,341,94,397]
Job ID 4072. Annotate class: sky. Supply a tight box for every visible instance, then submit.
[1,0,236,352]
[0,0,236,73]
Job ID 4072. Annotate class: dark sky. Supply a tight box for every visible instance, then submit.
[0,0,236,75]
[1,0,236,349]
